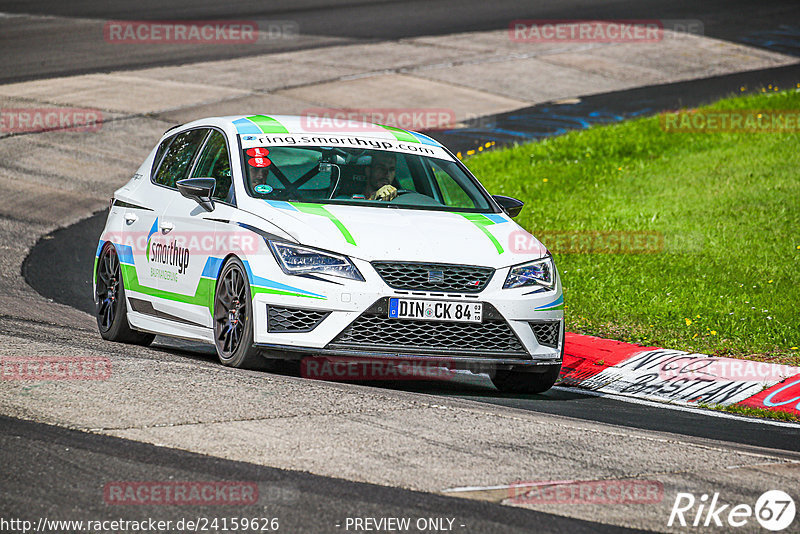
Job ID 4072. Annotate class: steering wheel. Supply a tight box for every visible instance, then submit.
[379,189,414,202]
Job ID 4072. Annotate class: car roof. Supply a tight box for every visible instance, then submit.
[196,114,444,147]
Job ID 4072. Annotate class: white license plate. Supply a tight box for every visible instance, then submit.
[388,298,482,323]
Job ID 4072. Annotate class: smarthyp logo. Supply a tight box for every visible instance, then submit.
[146,218,190,274]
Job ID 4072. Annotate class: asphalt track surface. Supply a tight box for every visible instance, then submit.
[0,416,632,534]
[1,0,799,83]
[22,177,800,456]
[431,63,800,150]
[8,1,800,532]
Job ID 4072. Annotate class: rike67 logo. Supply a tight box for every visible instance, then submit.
[669,490,795,531]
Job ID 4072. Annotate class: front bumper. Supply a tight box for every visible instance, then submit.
[249,256,564,366]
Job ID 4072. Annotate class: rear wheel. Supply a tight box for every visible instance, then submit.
[491,363,562,394]
[213,257,263,369]
[95,244,155,346]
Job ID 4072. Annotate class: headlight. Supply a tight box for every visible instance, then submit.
[503,256,556,289]
[268,241,364,281]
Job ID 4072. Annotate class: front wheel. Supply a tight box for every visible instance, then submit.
[491,364,562,394]
[213,257,263,369]
[95,244,155,346]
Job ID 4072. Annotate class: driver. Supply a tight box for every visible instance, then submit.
[250,165,270,190]
[364,152,398,201]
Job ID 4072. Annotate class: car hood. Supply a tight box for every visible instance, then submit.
[242,201,548,268]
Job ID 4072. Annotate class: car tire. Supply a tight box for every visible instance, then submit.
[95,243,155,346]
[213,256,263,369]
[491,363,562,394]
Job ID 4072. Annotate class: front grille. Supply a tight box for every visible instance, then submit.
[372,262,494,293]
[267,306,330,333]
[530,321,560,348]
[329,311,525,356]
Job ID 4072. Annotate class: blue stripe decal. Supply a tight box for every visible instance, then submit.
[535,294,563,310]
[484,213,508,224]
[410,132,443,146]
[265,200,298,211]
[233,118,261,135]
[201,257,225,279]
[242,261,326,299]
[147,218,159,243]
[113,243,135,266]
[95,241,104,258]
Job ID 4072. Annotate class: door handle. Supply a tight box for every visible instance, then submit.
[124,212,138,224]
[159,221,174,233]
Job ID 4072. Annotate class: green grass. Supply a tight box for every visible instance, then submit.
[466,89,800,364]
[699,403,800,423]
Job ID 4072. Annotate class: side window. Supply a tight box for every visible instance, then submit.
[151,134,175,177]
[430,161,476,208]
[191,130,232,201]
[153,129,208,189]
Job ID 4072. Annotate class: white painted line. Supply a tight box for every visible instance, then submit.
[442,484,516,493]
[552,385,800,429]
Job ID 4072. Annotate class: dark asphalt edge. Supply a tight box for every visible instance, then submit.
[425,63,800,153]
[0,39,370,86]
[21,209,107,315]
[0,414,643,534]
[2,1,798,86]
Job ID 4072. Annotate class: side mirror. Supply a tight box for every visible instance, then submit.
[177,177,216,212]
[492,195,524,218]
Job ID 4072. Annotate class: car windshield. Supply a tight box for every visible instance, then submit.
[241,146,493,212]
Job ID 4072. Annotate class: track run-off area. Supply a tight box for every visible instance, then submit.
[3,1,800,532]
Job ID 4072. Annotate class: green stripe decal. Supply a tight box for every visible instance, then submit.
[292,203,356,246]
[458,213,504,254]
[537,303,564,311]
[379,125,419,143]
[121,264,217,311]
[247,115,290,134]
[121,266,323,314]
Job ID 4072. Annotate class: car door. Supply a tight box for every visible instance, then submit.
[154,128,233,329]
[142,127,212,327]
[120,131,187,315]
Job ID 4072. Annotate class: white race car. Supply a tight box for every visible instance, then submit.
[94,115,564,392]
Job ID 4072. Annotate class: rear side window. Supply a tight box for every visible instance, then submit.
[153,129,208,189]
[151,134,175,176]
[191,130,232,201]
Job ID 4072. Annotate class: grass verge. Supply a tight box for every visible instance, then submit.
[466,89,800,365]
[699,403,800,423]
